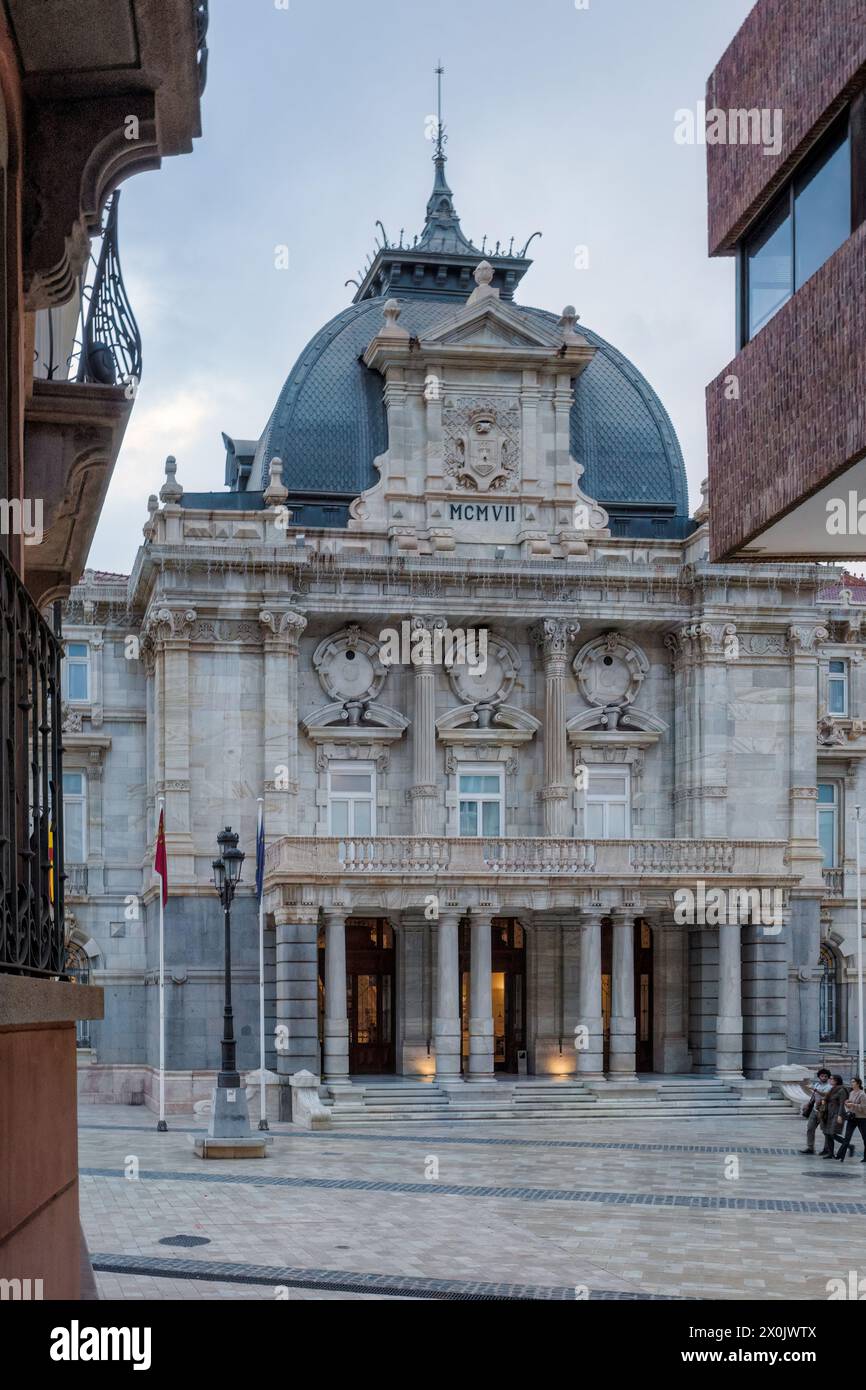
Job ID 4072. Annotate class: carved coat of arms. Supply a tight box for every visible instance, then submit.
[443,398,520,493]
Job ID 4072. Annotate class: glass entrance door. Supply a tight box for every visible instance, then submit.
[459,919,526,1073]
[324,919,395,1074]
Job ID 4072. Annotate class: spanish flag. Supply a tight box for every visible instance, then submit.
[154,809,168,907]
[48,824,54,905]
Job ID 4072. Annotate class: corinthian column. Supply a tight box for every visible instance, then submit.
[531,619,579,836]
[434,911,462,1081]
[608,910,636,1078]
[468,912,494,1079]
[410,616,443,834]
[576,911,604,1078]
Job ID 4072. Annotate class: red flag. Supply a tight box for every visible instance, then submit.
[154,809,168,908]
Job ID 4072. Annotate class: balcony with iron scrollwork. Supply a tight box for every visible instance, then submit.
[0,549,65,978]
[25,190,141,605]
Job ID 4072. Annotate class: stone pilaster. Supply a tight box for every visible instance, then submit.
[531,619,579,836]
[410,616,442,834]
[609,911,637,1077]
[716,920,743,1078]
[576,911,604,1078]
[788,623,829,887]
[433,911,461,1081]
[742,916,789,1076]
[274,906,320,1117]
[259,608,307,837]
[144,604,197,882]
[468,912,494,1079]
[323,910,349,1080]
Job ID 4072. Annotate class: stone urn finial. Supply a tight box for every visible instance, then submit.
[559,305,580,340]
[380,297,410,340]
[159,455,183,504]
[468,259,499,305]
[264,456,289,506]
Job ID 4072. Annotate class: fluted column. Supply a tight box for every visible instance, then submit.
[410,616,442,834]
[716,921,743,1078]
[434,911,462,1080]
[576,912,604,1078]
[531,619,579,836]
[468,913,494,1079]
[609,911,637,1077]
[323,910,349,1080]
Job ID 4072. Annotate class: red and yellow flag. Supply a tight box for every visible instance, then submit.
[48,824,54,905]
[154,809,168,908]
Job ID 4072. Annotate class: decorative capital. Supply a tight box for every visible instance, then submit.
[788,624,829,654]
[531,618,579,663]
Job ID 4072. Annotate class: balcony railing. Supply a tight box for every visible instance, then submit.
[265,835,790,882]
[0,549,65,977]
[822,866,845,898]
[65,864,89,897]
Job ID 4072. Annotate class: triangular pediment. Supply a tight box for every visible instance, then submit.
[420,297,565,353]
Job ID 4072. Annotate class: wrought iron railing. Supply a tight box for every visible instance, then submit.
[76,191,142,390]
[0,550,65,977]
[194,0,209,94]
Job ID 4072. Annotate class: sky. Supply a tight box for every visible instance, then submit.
[87,0,756,575]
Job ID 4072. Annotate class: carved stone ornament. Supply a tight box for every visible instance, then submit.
[573,632,649,711]
[312,625,387,703]
[443,397,520,494]
[818,715,846,747]
[447,631,520,706]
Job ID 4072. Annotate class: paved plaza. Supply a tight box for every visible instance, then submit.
[78,1104,866,1301]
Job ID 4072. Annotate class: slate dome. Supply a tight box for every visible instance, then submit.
[238,142,692,541]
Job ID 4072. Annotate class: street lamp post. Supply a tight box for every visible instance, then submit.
[212,826,244,1089]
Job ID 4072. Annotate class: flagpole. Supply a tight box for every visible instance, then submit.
[856,806,864,1081]
[257,796,268,1131]
[157,795,167,1133]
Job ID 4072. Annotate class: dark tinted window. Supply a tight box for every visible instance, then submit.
[795,127,851,288]
[747,197,793,338]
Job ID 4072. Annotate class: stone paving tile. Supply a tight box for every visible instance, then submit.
[78,1104,866,1302]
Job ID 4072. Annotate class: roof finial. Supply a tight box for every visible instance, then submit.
[435,61,445,160]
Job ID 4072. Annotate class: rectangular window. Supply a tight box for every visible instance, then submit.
[817,782,839,868]
[458,768,503,838]
[585,768,631,839]
[744,117,852,344]
[828,660,849,716]
[63,770,86,862]
[64,642,90,702]
[328,762,375,836]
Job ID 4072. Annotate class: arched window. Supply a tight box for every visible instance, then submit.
[64,941,91,1047]
[819,944,839,1044]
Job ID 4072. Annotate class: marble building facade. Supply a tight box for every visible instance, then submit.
[62,145,866,1117]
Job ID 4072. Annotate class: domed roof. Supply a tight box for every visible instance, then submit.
[246,133,692,539]
[252,294,690,537]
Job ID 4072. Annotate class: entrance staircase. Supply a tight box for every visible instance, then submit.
[321,1076,793,1126]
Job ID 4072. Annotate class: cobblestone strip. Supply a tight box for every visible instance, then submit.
[90,1253,682,1301]
[80,1166,866,1214]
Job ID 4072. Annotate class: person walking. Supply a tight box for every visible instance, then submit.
[819,1075,849,1158]
[835,1076,866,1163]
[800,1068,833,1154]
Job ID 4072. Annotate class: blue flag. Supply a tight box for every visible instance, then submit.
[255,806,265,903]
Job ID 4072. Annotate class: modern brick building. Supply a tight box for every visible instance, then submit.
[706,0,866,561]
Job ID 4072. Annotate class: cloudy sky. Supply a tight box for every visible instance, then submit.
[87,0,755,574]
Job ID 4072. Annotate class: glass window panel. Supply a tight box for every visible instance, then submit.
[459,774,500,794]
[67,664,88,701]
[817,782,837,805]
[481,799,501,836]
[747,196,793,338]
[64,802,84,862]
[353,800,372,835]
[795,130,850,289]
[607,803,627,837]
[830,660,846,673]
[330,800,349,835]
[589,774,628,797]
[818,807,837,867]
[356,975,377,1044]
[586,802,604,837]
[381,977,392,1043]
[459,801,478,836]
[828,678,847,714]
[66,643,88,659]
[63,772,83,795]
[330,772,372,793]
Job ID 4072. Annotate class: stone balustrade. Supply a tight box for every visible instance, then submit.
[265,835,790,883]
